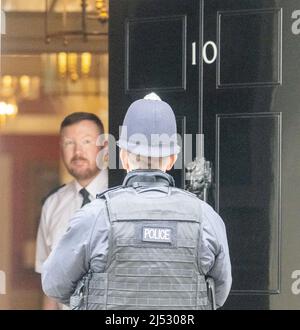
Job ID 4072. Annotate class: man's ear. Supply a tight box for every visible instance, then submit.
[120,149,129,171]
[166,154,177,171]
[103,140,108,148]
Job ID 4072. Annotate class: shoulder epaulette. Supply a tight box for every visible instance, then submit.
[41,184,66,205]
[96,185,125,200]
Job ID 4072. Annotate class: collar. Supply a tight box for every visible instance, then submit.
[123,169,175,188]
[74,168,108,198]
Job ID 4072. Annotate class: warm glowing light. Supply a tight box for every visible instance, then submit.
[5,104,16,115]
[56,52,94,82]
[81,52,92,75]
[0,102,7,115]
[68,53,79,82]
[1,75,15,98]
[2,75,13,88]
[0,102,18,115]
[0,101,18,126]
[95,0,109,22]
[58,52,68,78]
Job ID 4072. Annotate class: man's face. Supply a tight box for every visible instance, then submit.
[60,120,101,182]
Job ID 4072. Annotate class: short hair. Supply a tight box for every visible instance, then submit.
[60,112,104,134]
[127,151,170,170]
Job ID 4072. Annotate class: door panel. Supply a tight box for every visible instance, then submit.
[126,15,187,91]
[216,113,281,294]
[217,8,282,88]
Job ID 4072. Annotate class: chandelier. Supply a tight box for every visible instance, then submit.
[93,0,109,22]
[45,0,109,44]
[57,52,92,82]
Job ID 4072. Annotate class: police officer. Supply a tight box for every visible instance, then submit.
[36,112,108,309]
[42,94,232,310]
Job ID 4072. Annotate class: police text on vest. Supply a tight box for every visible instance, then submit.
[142,227,172,243]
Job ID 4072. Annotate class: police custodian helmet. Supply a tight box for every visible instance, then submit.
[117,93,181,157]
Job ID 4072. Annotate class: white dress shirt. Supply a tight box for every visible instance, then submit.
[35,169,108,274]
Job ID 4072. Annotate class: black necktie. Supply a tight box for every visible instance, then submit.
[79,188,91,207]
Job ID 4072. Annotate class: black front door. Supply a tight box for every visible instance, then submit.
[109,0,201,187]
[109,0,300,309]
